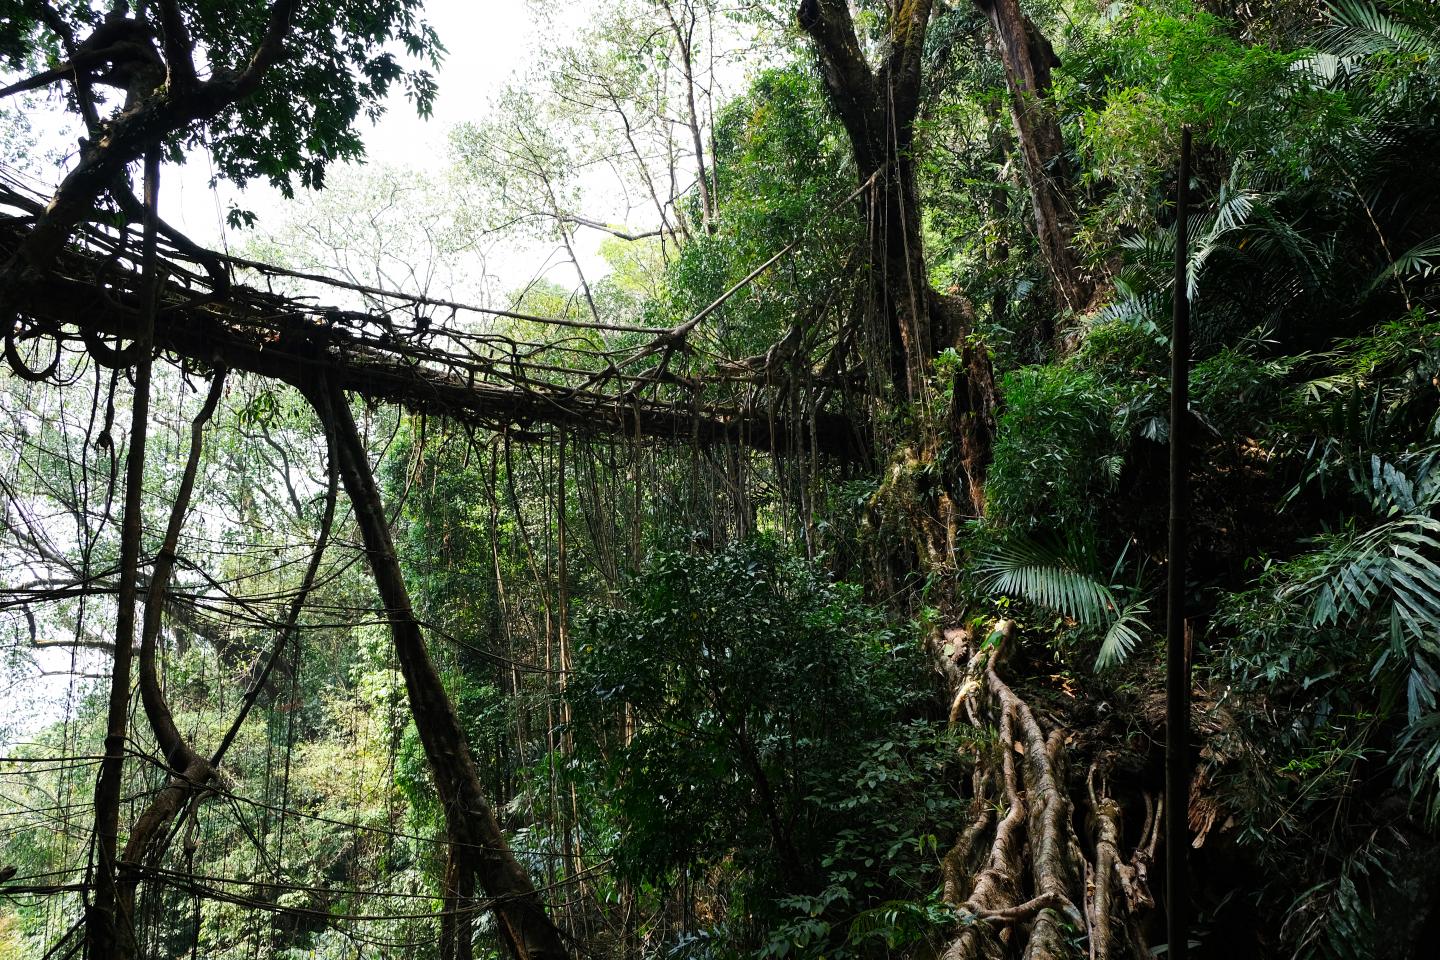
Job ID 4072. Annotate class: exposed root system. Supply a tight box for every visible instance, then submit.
[935,621,1158,959]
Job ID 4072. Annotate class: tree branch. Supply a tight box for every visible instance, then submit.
[236,0,297,90]
[0,0,300,282]
[560,215,665,242]
[153,0,198,94]
[797,0,880,170]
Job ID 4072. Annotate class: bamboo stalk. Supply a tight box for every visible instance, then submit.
[1165,125,1192,960]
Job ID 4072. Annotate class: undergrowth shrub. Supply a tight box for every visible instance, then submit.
[570,538,965,956]
[985,366,1126,531]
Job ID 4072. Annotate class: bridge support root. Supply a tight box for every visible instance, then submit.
[310,377,570,960]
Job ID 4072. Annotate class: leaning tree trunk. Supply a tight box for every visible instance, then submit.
[976,0,1092,323]
[308,376,569,960]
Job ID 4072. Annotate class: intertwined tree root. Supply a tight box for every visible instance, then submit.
[934,621,1159,959]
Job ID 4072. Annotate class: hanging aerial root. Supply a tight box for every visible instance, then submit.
[86,148,162,960]
[120,372,228,911]
[938,621,1153,960]
[118,368,340,946]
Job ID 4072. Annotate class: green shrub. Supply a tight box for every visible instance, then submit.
[985,366,1126,530]
[570,538,961,952]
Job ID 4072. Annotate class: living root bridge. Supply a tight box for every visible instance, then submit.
[0,216,865,460]
[938,621,1158,959]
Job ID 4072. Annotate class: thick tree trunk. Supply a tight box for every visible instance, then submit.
[309,377,569,960]
[799,0,937,399]
[800,0,995,504]
[976,0,1092,322]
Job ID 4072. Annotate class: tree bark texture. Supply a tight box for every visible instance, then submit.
[799,0,942,399]
[800,0,996,502]
[976,0,1092,321]
[931,622,1156,959]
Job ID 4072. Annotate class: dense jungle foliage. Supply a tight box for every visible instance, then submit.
[2,0,1439,958]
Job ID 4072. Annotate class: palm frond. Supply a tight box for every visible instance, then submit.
[1094,288,1164,333]
[1119,228,1173,268]
[1369,453,1419,513]
[1095,600,1150,671]
[976,538,1117,625]
[1115,169,1278,307]
[1397,710,1440,822]
[1291,50,1361,86]
[1291,449,1440,655]
[976,536,1152,670]
[1413,450,1440,503]
[1325,0,1440,61]
[1212,180,1259,236]
[1368,233,1440,294]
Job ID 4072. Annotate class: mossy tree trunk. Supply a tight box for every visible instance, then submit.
[799,0,996,509]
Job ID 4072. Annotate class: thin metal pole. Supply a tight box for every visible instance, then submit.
[1166,126,1193,960]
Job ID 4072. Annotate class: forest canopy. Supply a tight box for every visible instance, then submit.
[1,1,1439,959]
